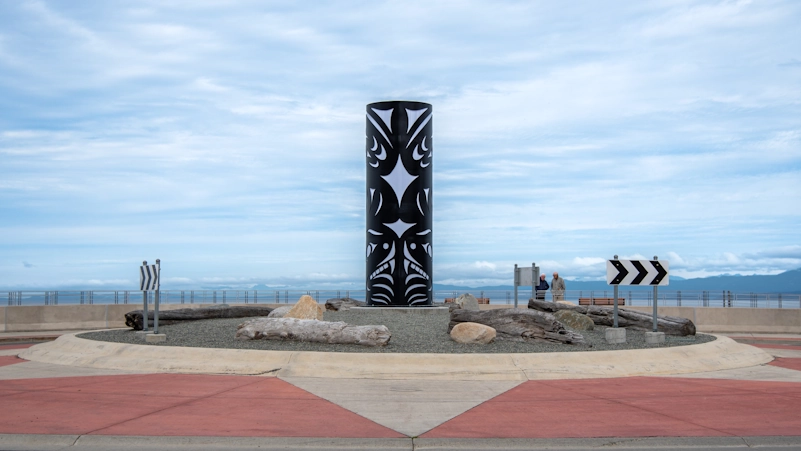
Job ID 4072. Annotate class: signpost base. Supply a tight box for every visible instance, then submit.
[646,331,665,344]
[605,327,626,344]
[145,334,166,343]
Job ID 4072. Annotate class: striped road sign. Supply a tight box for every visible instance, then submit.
[606,259,669,286]
[139,264,160,291]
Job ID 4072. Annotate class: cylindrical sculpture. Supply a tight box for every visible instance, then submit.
[366,101,433,306]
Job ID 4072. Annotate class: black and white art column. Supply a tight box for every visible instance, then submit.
[366,101,433,306]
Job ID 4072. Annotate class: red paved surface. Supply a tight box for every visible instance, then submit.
[751,344,801,351]
[0,374,402,438]
[2,372,801,438]
[770,358,801,372]
[0,356,25,367]
[423,377,801,438]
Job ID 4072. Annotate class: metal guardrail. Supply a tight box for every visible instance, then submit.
[3,289,801,309]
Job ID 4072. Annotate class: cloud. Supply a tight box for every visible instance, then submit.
[0,1,799,290]
[747,245,801,260]
[22,261,34,268]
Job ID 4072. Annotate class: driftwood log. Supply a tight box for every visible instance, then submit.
[527,299,696,336]
[235,318,390,347]
[449,308,584,344]
[125,305,275,330]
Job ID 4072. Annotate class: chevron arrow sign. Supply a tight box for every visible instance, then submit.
[606,259,669,286]
[139,263,160,291]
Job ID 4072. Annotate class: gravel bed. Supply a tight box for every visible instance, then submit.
[79,308,715,353]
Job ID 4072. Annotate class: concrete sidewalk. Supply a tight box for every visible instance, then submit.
[1,333,800,449]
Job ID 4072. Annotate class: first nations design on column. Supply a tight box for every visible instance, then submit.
[366,101,433,306]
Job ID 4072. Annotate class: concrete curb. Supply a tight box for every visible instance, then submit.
[18,333,772,380]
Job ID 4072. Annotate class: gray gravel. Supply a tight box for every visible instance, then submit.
[79,307,715,353]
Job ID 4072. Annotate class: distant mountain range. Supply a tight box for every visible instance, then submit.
[434,268,801,294]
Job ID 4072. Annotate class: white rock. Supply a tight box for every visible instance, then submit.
[454,293,480,311]
[267,306,292,318]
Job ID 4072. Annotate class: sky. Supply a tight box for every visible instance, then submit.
[1,0,800,290]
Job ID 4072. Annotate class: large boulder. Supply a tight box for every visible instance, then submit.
[450,322,496,344]
[528,298,696,336]
[449,308,584,344]
[284,295,324,320]
[453,293,480,311]
[553,310,594,331]
[325,297,366,311]
[235,318,390,347]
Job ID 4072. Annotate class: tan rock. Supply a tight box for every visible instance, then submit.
[450,322,496,344]
[284,295,324,320]
[557,300,577,306]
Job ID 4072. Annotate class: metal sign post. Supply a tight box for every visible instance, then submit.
[606,255,670,344]
[139,259,162,341]
[613,256,619,328]
[653,256,659,332]
[141,261,150,331]
[513,264,519,308]
[154,259,160,334]
[513,263,537,308]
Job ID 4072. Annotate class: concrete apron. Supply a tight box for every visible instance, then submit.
[19,333,772,381]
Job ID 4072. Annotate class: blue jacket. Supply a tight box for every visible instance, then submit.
[536,280,549,292]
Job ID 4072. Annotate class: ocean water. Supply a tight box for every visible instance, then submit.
[4,289,800,309]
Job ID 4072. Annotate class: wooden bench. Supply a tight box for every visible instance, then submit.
[578,297,625,306]
[445,297,490,305]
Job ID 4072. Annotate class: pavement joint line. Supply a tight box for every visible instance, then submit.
[82,375,271,436]
[538,377,735,438]
[615,392,735,437]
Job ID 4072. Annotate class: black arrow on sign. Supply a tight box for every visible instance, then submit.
[140,266,148,291]
[609,260,628,285]
[148,265,159,290]
[651,260,667,285]
[630,260,647,285]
